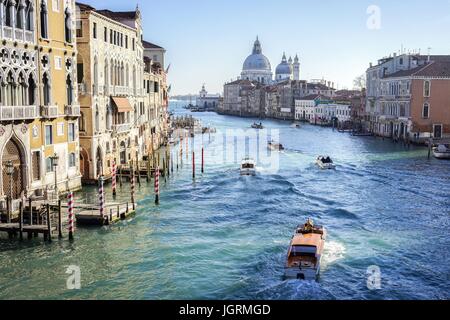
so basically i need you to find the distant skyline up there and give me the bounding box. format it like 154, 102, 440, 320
78, 0, 450, 95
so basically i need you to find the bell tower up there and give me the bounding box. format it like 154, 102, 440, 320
293, 54, 300, 81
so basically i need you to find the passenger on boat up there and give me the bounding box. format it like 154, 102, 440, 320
304, 218, 314, 232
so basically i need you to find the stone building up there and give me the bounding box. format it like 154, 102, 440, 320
0, 0, 81, 210
365, 53, 450, 141
76, 3, 147, 182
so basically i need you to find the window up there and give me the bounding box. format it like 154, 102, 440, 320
68, 123, 76, 142
32, 151, 41, 181
93, 22, 97, 39
64, 8, 72, 43
57, 122, 64, 136
45, 125, 53, 145
422, 103, 430, 119
43, 73, 51, 106
69, 153, 76, 168
110, 30, 113, 44
79, 112, 86, 132
104, 27, 108, 42
46, 157, 54, 173
424, 81, 431, 97
66, 75, 73, 105
40, 1, 49, 39
125, 35, 128, 48
132, 38, 135, 51
52, 0, 60, 12
76, 20, 82, 38
54, 56, 62, 70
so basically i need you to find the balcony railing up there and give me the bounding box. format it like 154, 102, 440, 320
1, 26, 35, 43
0, 105, 39, 121
65, 105, 81, 117
112, 123, 131, 134
115, 86, 129, 96
41, 105, 59, 119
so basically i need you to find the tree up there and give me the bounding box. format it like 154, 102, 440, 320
353, 74, 367, 91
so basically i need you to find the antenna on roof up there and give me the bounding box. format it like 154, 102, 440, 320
427, 47, 432, 62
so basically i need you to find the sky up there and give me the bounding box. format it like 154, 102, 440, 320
79, 0, 450, 95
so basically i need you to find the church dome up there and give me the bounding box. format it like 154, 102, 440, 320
275, 53, 292, 76
242, 38, 272, 71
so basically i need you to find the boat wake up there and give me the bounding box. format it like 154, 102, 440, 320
322, 241, 346, 268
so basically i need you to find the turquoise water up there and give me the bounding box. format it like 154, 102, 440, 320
0, 101, 449, 300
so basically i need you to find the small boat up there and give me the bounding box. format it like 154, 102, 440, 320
316, 156, 336, 170
291, 123, 301, 128
433, 144, 450, 160
251, 122, 264, 129
240, 158, 256, 176
268, 141, 285, 151
168, 137, 175, 145
285, 219, 327, 281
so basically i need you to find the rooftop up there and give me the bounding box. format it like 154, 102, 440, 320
143, 40, 165, 50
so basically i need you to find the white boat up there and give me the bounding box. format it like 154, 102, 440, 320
168, 137, 175, 145
433, 144, 450, 160
316, 156, 336, 170
285, 219, 327, 281
240, 158, 256, 176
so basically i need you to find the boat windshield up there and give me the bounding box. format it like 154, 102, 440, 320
242, 163, 254, 169
290, 245, 317, 257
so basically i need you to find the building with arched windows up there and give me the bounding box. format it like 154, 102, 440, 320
76, 3, 169, 183
0, 0, 81, 214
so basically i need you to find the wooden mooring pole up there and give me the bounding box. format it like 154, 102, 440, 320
201, 147, 204, 174
46, 204, 52, 242
192, 151, 196, 179
58, 200, 63, 239
19, 201, 23, 240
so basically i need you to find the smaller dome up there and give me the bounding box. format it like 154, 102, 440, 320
275, 53, 292, 76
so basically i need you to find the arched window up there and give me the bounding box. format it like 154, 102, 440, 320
66, 75, 73, 106
79, 111, 85, 132
6, 71, 15, 106
95, 105, 100, 132
125, 64, 129, 87
422, 103, 430, 119
40, 0, 48, 39
17, 72, 26, 106
424, 80, 431, 97
106, 106, 112, 130
133, 66, 136, 95
16, 0, 24, 29
43, 72, 50, 105
64, 7, 72, 43
25, 0, 34, 31
93, 57, 98, 95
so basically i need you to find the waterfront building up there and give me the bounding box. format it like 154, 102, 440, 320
0, 0, 81, 210
295, 95, 322, 121
76, 3, 168, 182
335, 104, 352, 124
366, 53, 450, 141
196, 85, 220, 111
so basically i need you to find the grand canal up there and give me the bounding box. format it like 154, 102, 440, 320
0, 101, 449, 300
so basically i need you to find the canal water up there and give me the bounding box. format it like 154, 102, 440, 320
0, 101, 449, 300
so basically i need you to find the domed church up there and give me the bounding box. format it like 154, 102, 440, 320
241, 37, 300, 84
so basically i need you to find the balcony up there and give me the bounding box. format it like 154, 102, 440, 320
41, 105, 59, 119
112, 123, 131, 134
1, 26, 35, 44
65, 105, 81, 117
115, 86, 129, 96
0, 105, 39, 121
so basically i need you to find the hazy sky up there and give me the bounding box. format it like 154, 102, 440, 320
79, 0, 450, 95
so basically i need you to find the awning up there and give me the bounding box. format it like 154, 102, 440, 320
112, 97, 133, 113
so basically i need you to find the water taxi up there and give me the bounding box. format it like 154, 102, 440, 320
433, 144, 450, 160
268, 141, 285, 151
240, 158, 256, 176
316, 156, 336, 170
285, 219, 327, 281
251, 122, 264, 129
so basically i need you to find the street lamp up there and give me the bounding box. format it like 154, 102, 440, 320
50, 153, 59, 199
5, 160, 14, 223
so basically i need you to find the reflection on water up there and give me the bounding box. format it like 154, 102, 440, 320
0, 101, 449, 300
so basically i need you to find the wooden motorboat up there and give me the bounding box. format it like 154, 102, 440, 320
316, 156, 336, 170
285, 219, 327, 281
268, 141, 285, 151
433, 144, 450, 160
240, 158, 256, 176
251, 123, 264, 129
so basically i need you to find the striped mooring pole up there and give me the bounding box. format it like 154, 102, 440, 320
112, 160, 117, 198
99, 176, 105, 221
201, 147, 204, 174
155, 165, 160, 205
192, 151, 195, 179
67, 192, 74, 241
131, 163, 136, 211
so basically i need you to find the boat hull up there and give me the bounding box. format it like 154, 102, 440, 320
240, 169, 256, 176
316, 161, 336, 170
284, 263, 321, 281
433, 151, 450, 160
